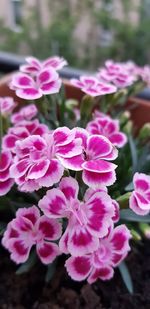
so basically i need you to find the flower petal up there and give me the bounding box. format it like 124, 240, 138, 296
87, 135, 113, 159
59, 177, 79, 201
38, 216, 62, 240
88, 266, 114, 283
38, 188, 67, 218
37, 241, 60, 264
65, 256, 92, 281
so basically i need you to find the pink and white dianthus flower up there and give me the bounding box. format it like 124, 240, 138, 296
2, 119, 49, 153
86, 112, 127, 148
65, 224, 131, 282
2, 206, 62, 264
0, 150, 14, 196
20, 56, 67, 75
0, 97, 16, 117
97, 60, 136, 88
129, 172, 150, 215
11, 104, 38, 124
71, 76, 117, 97
9, 127, 82, 192
38, 177, 117, 256
10, 68, 62, 100
59, 129, 118, 188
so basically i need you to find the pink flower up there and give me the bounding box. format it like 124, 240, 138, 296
0, 150, 14, 196
9, 127, 82, 192
129, 173, 150, 215
11, 104, 38, 124
71, 76, 117, 97
0, 97, 16, 116
2, 206, 62, 264
86, 113, 127, 148
39, 177, 117, 256
3, 119, 49, 153
97, 60, 136, 88
20, 56, 67, 75
65, 225, 131, 282
10, 68, 62, 100
59, 129, 118, 188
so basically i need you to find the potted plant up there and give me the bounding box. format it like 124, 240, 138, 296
0, 56, 150, 308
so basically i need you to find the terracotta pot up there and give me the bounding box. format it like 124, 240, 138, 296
0, 74, 150, 130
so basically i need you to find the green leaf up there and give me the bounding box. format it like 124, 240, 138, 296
118, 261, 133, 294
120, 209, 150, 222
125, 182, 134, 191
16, 250, 37, 275
45, 261, 56, 283
128, 135, 138, 174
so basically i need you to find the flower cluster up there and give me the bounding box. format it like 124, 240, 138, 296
2, 206, 62, 264
1, 55, 150, 287
86, 111, 127, 148
97, 60, 138, 88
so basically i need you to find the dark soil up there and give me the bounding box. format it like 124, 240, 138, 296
0, 240, 150, 309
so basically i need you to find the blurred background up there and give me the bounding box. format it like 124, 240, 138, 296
0, 0, 150, 70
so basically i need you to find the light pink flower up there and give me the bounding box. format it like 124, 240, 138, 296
38, 177, 116, 256
0, 150, 14, 196
11, 104, 38, 124
9, 127, 82, 192
2, 119, 49, 153
65, 225, 131, 282
97, 60, 136, 88
71, 76, 117, 97
10, 68, 62, 100
0, 97, 16, 116
129, 173, 150, 215
59, 129, 118, 188
20, 56, 67, 75
2, 206, 62, 264
86, 113, 127, 148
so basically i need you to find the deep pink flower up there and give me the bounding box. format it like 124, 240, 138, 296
39, 177, 116, 256
129, 173, 150, 215
2, 206, 62, 264
0, 150, 14, 196
11, 104, 38, 124
9, 127, 82, 192
86, 113, 127, 148
59, 129, 118, 188
97, 60, 136, 88
0, 97, 16, 116
10, 68, 62, 100
71, 76, 117, 97
3, 119, 49, 153
65, 225, 131, 282
20, 56, 67, 75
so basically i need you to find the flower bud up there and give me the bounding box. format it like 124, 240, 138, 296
131, 229, 141, 241
139, 123, 150, 141
139, 223, 150, 239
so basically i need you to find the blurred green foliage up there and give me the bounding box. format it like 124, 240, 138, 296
0, 0, 149, 68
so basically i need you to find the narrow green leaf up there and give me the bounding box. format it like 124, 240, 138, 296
128, 135, 138, 174
120, 209, 150, 222
125, 182, 134, 191
45, 261, 56, 283
16, 250, 37, 275
119, 261, 133, 294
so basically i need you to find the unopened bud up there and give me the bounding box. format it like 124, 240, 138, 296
139, 223, 150, 239
139, 123, 150, 141
123, 120, 133, 135
131, 229, 141, 241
